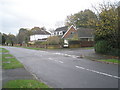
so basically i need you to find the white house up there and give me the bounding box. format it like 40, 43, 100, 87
30, 34, 50, 41
30, 27, 51, 41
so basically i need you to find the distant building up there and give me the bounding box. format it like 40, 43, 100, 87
30, 27, 51, 41
52, 25, 94, 47
51, 26, 68, 37
53, 25, 94, 41
77, 27, 94, 41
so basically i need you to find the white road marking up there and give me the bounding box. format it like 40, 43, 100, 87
75, 66, 120, 79
48, 58, 64, 64
58, 61, 64, 63
48, 58, 53, 60
54, 53, 80, 59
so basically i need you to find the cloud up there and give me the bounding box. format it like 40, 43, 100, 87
0, 0, 119, 35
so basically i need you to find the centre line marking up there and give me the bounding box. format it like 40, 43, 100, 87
59, 61, 64, 63
75, 66, 120, 79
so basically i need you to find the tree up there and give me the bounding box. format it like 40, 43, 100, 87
6, 34, 16, 46
94, 2, 118, 45
65, 9, 98, 28
2, 33, 8, 45
94, 1, 119, 56
0, 32, 2, 44
16, 28, 30, 44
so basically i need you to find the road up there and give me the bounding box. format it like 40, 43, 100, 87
2, 46, 119, 88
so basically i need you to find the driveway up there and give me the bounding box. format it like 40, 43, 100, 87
2, 46, 119, 88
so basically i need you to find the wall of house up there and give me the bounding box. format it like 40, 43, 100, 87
52, 31, 64, 36
63, 26, 77, 39
30, 35, 51, 41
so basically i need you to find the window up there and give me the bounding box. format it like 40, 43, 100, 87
59, 31, 63, 35
71, 32, 75, 34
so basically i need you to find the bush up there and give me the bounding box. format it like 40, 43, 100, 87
95, 40, 111, 54
34, 41, 47, 45
47, 36, 62, 45
109, 48, 120, 57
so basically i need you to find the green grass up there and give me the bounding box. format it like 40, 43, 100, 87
2, 48, 24, 69
0, 48, 9, 53
81, 47, 94, 49
3, 80, 50, 88
99, 59, 120, 64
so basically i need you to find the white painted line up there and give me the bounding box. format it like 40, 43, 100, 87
75, 66, 120, 79
54, 53, 81, 59
48, 58, 64, 64
59, 61, 64, 63
48, 58, 53, 61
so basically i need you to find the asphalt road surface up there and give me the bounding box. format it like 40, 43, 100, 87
2, 46, 119, 88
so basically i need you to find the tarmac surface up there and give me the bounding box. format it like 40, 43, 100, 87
2, 46, 119, 88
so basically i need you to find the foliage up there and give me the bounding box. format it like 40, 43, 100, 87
16, 28, 30, 44
95, 40, 111, 54
65, 9, 98, 28
93, 1, 119, 56
0, 32, 2, 44
94, 2, 118, 46
6, 34, 17, 46
34, 41, 47, 45
1, 33, 8, 45
47, 36, 62, 45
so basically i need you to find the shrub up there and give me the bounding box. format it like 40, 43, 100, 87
47, 36, 62, 45
34, 41, 47, 45
95, 40, 111, 54
109, 48, 120, 57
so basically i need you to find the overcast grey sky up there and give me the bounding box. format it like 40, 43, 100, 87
0, 0, 118, 35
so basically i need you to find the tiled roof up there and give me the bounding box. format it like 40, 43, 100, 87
55, 26, 68, 31
77, 28, 94, 38
32, 30, 50, 35
31, 27, 51, 35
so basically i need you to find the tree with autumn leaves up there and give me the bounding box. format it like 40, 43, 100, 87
94, 2, 119, 56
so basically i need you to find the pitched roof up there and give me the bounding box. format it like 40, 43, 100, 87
31, 27, 51, 35
55, 26, 68, 31
77, 28, 94, 38
62, 25, 77, 38
32, 30, 51, 35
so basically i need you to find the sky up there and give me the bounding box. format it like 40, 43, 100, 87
0, 0, 119, 35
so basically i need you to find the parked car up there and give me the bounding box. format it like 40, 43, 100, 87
63, 43, 69, 48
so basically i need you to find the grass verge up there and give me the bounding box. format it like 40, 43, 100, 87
1, 48, 50, 88
81, 47, 94, 49
0, 48, 9, 53
2, 48, 24, 69
98, 59, 120, 64
3, 80, 50, 88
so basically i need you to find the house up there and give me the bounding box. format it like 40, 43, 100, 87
53, 25, 94, 47
30, 27, 51, 41
77, 27, 94, 41
52, 26, 68, 37
54, 25, 94, 41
